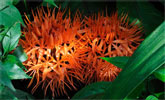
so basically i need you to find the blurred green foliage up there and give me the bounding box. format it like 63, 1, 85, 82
0, 0, 32, 99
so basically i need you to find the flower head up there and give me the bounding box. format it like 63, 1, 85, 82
82, 12, 143, 83
20, 7, 85, 97
20, 6, 143, 97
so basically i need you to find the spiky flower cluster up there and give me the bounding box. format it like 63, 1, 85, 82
19, 7, 143, 97
82, 12, 143, 83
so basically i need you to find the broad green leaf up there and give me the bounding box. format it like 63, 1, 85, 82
13, 45, 28, 62
154, 92, 165, 99
125, 81, 145, 100
72, 82, 110, 99
0, 25, 9, 42
0, 0, 12, 10
2, 23, 21, 54
100, 56, 130, 69
0, 5, 24, 27
117, 1, 164, 36
13, 89, 35, 99
103, 21, 165, 99
42, 0, 58, 8
0, 62, 15, 91
146, 95, 158, 100
13, 46, 28, 70
0, 85, 34, 100
0, 85, 18, 100
154, 66, 165, 82
2, 55, 31, 79
12, 45, 28, 70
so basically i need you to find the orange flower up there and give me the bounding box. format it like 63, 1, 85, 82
19, 7, 86, 97
20, 6, 143, 97
82, 12, 143, 83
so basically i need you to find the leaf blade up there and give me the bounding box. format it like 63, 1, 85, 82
102, 21, 165, 99
2, 23, 21, 54
0, 5, 24, 26
42, 0, 58, 8
100, 56, 130, 69
72, 82, 110, 99
0, 62, 15, 91
3, 55, 31, 79
146, 95, 158, 100
154, 66, 165, 82
13, 45, 28, 62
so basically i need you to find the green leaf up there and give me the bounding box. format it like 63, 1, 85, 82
117, 1, 164, 36
2, 55, 31, 79
42, 0, 58, 8
125, 81, 145, 99
0, 0, 12, 10
0, 5, 24, 27
0, 84, 4, 91
2, 23, 21, 54
102, 21, 165, 99
13, 89, 35, 99
0, 44, 2, 58
72, 82, 110, 99
155, 92, 165, 99
0, 62, 15, 91
12, 45, 28, 70
0, 25, 9, 42
100, 56, 130, 69
0, 85, 34, 100
13, 46, 28, 70
154, 66, 165, 82
13, 45, 28, 62
0, 85, 18, 100
146, 95, 158, 100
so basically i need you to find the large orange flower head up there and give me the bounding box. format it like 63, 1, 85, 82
19, 7, 85, 97
20, 5, 143, 97
82, 12, 143, 83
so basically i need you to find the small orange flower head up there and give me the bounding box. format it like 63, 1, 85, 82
82, 12, 143, 83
